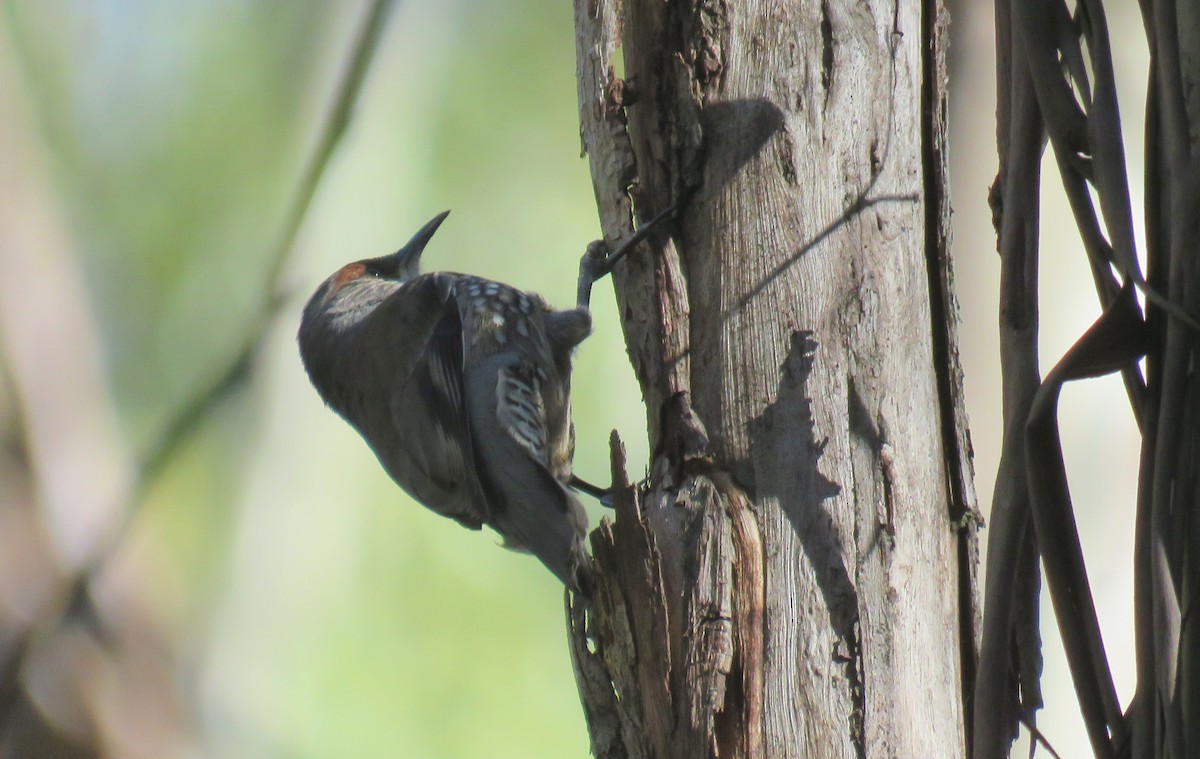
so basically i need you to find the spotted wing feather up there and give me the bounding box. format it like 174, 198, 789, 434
457, 288, 588, 590
495, 366, 548, 463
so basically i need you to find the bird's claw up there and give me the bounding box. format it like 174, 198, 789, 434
576, 240, 611, 310
583, 239, 612, 279
575, 199, 688, 309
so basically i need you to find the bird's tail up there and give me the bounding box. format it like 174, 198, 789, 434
485, 459, 591, 593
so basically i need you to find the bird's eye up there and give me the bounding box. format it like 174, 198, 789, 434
363, 260, 396, 279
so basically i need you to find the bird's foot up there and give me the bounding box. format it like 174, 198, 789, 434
576, 240, 610, 310
569, 474, 613, 504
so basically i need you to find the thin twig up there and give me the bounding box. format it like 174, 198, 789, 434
1018, 712, 1063, 759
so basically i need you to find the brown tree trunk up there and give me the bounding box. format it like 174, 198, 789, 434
568, 1, 977, 756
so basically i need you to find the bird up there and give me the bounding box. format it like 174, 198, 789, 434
298, 211, 610, 593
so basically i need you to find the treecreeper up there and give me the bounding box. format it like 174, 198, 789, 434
297, 207, 678, 593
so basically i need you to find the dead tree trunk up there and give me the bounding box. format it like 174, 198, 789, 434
568, 1, 977, 756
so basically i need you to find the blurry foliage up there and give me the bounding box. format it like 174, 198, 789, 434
6, 0, 339, 447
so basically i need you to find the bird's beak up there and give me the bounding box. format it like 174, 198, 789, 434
393, 210, 450, 267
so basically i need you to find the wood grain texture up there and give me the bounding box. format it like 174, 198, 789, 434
569, 1, 975, 756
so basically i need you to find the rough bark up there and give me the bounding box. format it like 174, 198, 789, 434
569, 1, 976, 756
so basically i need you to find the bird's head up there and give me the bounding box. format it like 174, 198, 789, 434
300, 210, 450, 335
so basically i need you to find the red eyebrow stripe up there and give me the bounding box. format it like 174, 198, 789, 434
333, 262, 366, 288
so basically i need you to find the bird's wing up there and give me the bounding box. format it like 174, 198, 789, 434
356, 274, 491, 528
461, 347, 588, 590
354, 274, 453, 388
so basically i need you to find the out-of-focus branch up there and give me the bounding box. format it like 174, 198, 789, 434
265, 0, 396, 289
0, 0, 398, 730
135, 0, 399, 528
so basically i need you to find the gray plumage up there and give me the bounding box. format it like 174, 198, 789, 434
297, 211, 594, 592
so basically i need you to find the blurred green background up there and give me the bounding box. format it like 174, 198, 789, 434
0, 1, 1150, 757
